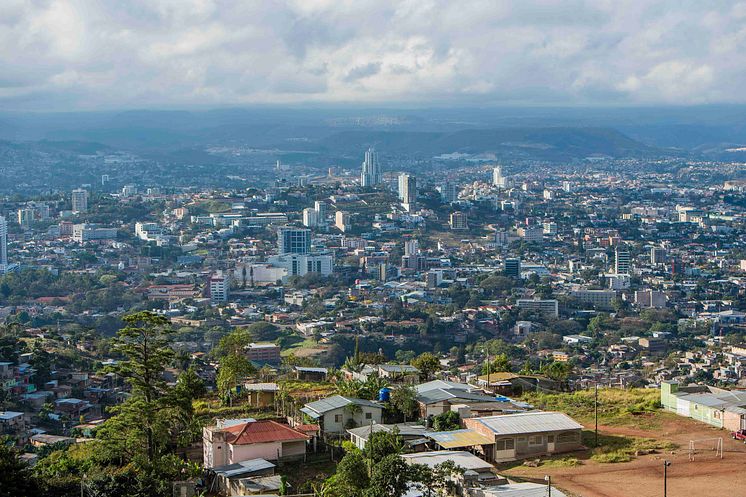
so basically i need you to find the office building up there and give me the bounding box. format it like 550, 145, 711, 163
440, 182, 458, 203
246, 343, 282, 365
71, 188, 89, 213
404, 239, 419, 257
492, 165, 509, 188
562, 181, 572, 193
570, 289, 616, 310
543, 221, 558, 235
615, 247, 630, 275
517, 226, 543, 243
277, 227, 311, 255
651, 247, 666, 265
516, 299, 559, 318
335, 211, 351, 232
504, 258, 521, 278
360, 147, 382, 187
72, 224, 118, 243
101, 174, 110, 187
449, 211, 468, 230
398, 173, 417, 210
268, 253, 334, 278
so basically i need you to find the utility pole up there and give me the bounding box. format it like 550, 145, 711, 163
595, 382, 599, 447
663, 460, 671, 497
545, 475, 551, 497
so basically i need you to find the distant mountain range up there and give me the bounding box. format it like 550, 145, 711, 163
3, 105, 746, 163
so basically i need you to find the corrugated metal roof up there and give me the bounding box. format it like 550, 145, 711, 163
401, 450, 494, 471
427, 429, 494, 449
303, 395, 381, 414
475, 411, 583, 435
212, 458, 275, 478
224, 420, 309, 445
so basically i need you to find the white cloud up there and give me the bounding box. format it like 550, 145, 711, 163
0, 0, 745, 109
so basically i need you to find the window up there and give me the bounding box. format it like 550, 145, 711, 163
495, 438, 515, 451
528, 435, 543, 446
547, 435, 555, 444
365, 412, 372, 420
334, 414, 342, 423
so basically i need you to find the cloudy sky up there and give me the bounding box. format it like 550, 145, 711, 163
2, 0, 746, 110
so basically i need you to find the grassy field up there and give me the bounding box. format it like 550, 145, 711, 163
520, 388, 665, 428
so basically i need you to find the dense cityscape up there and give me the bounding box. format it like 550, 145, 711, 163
6, 1, 746, 496
2, 138, 746, 496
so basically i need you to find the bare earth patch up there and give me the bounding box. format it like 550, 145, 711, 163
503, 414, 746, 497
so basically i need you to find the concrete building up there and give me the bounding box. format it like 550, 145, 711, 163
72, 224, 117, 243
492, 165, 509, 188
570, 289, 616, 310
463, 411, 584, 462
267, 253, 333, 278
651, 247, 667, 265
0, 216, 8, 273
245, 343, 281, 365
398, 173, 417, 211
516, 299, 559, 318
302, 208, 319, 228
209, 273, 229, 303
440, 182, 458, 203
517, 226, 543, 243
449, 211, 468, 230
71, 188, 89, 213
615, 247, 631, 275
203, 419, 309, 468
335, 211, 351, 232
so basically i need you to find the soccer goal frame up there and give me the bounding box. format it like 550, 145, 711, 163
688, 437, 723, 461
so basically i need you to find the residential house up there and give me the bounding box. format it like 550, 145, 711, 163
464, 411, 584, 462
203, 419, 310, 469
300, 395, 383, 434
661, 381, 746, 431
242, 383, 278, 408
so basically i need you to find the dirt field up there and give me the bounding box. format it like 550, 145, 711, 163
503, 414, 746, 497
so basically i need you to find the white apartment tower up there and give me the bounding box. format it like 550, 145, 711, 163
615, 247, 631, 275
360, 147, 382, 187
71, 188, 89, 213
398, 173, 417, 210
492, 165, 509, 188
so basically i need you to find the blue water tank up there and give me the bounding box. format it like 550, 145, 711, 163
378, 387, 391, 402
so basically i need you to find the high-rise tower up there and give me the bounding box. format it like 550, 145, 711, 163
360, 147, 382, 187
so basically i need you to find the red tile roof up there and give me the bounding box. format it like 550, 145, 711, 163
224, 420, 310, 445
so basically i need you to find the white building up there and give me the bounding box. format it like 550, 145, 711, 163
72, 224, 118, 243
0, 216, 11, 273
398, 173, 416, 210
267, 253, 334, 279
335, 211, 351, 232
492, 165, 509, 188
209, 273, 229, 303
516, 299, 559, 318
135, 222, 163, 241
302, 208, 319, 228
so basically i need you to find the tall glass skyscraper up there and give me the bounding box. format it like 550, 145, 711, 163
360, 147, 382, 187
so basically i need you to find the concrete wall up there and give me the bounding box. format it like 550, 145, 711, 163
322, 406, 383, 434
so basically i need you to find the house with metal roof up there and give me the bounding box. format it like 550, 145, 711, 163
300, 395, 383, 434
661, 380, 746, 431
347, 422, 430, 450
203, 419, 310, 469
464, 411, 584, 462
208, 458, 276, 496
401, 450, 499, 485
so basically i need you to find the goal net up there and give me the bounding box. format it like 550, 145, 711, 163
688, 437, 723, 461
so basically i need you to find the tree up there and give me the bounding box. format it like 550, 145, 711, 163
0, 437, 41, 497
481, 353, 512, 375
214, 328, 252, 358
433, 411, 460, 431
389, 385, 418, 422
364, 454, 411, 497
364, 430, 403, 465
325, 451, 369, 497
106, 311, 174, 463
217, 353, 255, 400
541, 361, 572, 382
411, 352, 440, 381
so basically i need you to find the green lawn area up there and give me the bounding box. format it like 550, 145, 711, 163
520, 388, 665, 428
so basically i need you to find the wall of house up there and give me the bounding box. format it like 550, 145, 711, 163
282, 440, 307, 459
660, 381, 679, 412
689, 402, 724, 428
322, 407, 382, 434
229, 441, 282, 463
723, 411, 745, 432
203, 428, 228, 468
